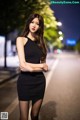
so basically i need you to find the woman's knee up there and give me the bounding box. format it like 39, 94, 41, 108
31, 110, 38, 120
20, 113, 28, 120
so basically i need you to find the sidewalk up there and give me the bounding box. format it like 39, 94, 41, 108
0, 67, 19, 84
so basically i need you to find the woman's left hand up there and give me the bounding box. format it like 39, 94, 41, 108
42, 63, 48, 72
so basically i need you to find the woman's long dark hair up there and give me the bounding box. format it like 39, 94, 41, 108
21, 13, 47, 61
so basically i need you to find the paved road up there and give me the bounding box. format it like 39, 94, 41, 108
0, 52, 80, 120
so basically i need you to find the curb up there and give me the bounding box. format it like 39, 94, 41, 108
0, 67, 20, 85
0, 72, 19, 85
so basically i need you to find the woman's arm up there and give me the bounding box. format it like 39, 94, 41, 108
23, 62, 48, 72
20, 63, 43, 72
16, 37, 33, 72
26, 62, 43, 68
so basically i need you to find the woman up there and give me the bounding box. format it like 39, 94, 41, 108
16, 13, 48, 120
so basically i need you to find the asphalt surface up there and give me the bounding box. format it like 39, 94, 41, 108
0, 67, 19, 84
0, 52, 80, 120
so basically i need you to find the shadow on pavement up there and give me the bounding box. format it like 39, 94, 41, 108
40, 101, 57, 120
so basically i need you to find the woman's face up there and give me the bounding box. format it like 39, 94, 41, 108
29, 17, 39, 33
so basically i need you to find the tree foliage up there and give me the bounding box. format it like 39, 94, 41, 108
75, 38, 80, 53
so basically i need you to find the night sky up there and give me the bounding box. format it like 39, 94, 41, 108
50, 4, 80, 42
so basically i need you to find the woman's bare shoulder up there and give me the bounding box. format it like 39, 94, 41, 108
16, 37, 28, 45
16, 37, 24, 42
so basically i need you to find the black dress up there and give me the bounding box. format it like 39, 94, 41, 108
17, 37, 46, 102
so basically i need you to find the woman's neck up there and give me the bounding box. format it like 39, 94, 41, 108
27, 32, 35, 40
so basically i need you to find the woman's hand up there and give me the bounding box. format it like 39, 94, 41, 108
42, 63, 48, 72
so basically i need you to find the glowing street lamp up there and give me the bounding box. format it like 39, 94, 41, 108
57, 22, 62, 26
59, 36, 63, 41
58, 31, 62, 35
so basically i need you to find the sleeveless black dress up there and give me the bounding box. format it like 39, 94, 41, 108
17, 37, 46, 102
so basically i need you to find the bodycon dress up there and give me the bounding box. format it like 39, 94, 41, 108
17, 37, 46, 102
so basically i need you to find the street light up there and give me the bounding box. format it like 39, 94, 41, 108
59, 36, 63, 41
58, 31, 62, 35
57, 22, 62, 26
